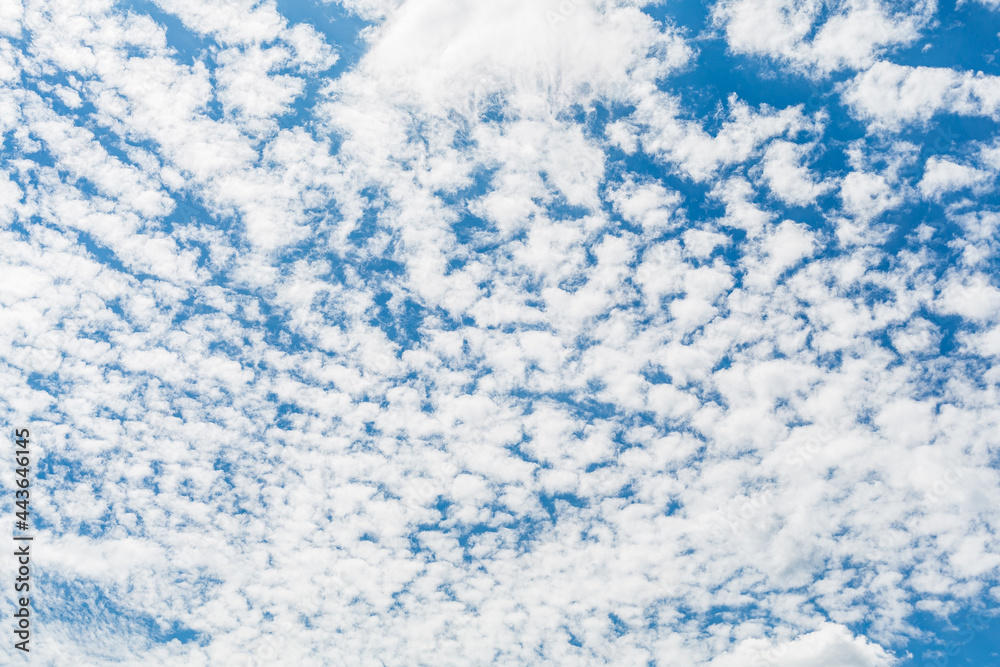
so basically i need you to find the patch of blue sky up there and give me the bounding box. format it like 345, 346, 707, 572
891, 606, 1000, 666
3, 139, 55, 173
35, 449, 96, 486
42, 575, 207, 646
251, 2, 373, 140
417, 515, 551, 562
164, 193, 226, 235
126, 1, 209, 66
273, 0, 371, 75
893, 0, 1000, 72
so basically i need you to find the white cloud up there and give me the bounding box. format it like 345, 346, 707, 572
918, 156, 993, 199
328, 0, 404, 21
0, 0, 23, 36
712, 0, 932, 75
632, 93, 813, 181
682, 228, 729, 259
842, 61, 1000, 130
744, 219, 817, 289
839, 170, 904, 220
150, 0, 286, 44
935, 272, 1000, 322
608, 177, 683, 233
759, 140, 831, 206
331, 0, 691, 119
713, 176, 776, 234
214, 45, 305, 133
890, 317, 939, 354
708, 624, 898, 667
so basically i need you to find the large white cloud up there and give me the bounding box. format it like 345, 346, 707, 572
711, 0, 933, 75
842, 61, 1000, 130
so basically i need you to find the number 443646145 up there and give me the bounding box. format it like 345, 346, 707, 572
14, 429, 29, 529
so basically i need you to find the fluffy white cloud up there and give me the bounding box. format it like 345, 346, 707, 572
918, 156, 993, 199
712, 0, 932, 75
0, 0, 24, 36
330, 0, 691, 118
759, 140, 831, 206
842, 61, 1000, 130
840, 170, 904, 219
149, 0, 287, 44
629, 93, 815, 181
708, 624, 898, 667
607, 177, 683, 233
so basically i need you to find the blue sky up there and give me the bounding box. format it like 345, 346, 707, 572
1, 0, 1000, 664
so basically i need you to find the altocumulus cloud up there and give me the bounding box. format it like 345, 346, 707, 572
0, 0, 999, 665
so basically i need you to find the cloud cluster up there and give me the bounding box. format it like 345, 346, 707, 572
0, 0, 998, 665
842, 61, 1000, 130
712, 0, 934, 75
